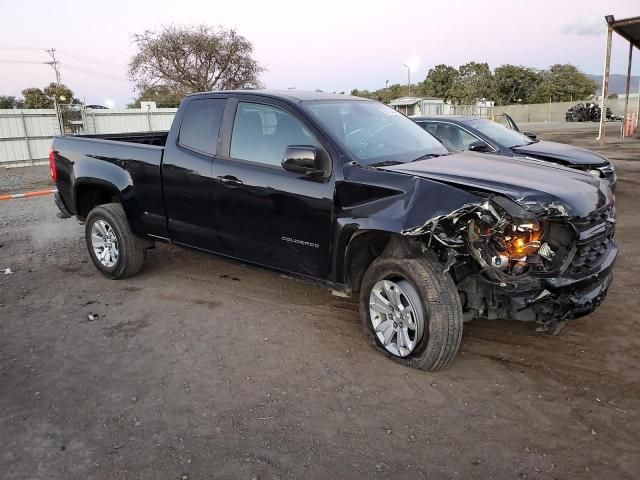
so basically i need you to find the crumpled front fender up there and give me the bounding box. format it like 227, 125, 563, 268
331, 163, 483, 284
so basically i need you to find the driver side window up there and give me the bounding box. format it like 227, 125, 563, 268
432, 123, 484, 151
230, 102, 318, 167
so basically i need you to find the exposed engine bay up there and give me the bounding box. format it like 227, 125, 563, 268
402, 194, 616, 330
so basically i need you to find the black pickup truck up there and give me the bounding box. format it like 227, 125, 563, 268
51, 90, 617, 370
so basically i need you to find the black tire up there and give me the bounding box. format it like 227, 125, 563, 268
359, 255, 463, 371
85, 203, 147, 279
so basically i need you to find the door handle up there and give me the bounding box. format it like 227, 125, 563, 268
217, 175, 243, 186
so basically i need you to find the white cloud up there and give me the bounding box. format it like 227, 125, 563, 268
561, 16, 605, 36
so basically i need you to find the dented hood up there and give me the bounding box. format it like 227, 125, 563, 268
381, 152, 613, 217
512, 140, 609, 166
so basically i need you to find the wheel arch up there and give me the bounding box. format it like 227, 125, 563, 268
343, 229, 425, 294
74, 179, 124, 221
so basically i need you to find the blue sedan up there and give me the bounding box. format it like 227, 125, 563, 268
413, 115, 616, 189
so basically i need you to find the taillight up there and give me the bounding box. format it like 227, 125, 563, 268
49, 148, 57, 182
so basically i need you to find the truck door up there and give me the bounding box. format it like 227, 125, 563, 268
162, 97, 226, 250
210, 99, 334, 279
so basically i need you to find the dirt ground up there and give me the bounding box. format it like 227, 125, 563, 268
1, 124, 639, 479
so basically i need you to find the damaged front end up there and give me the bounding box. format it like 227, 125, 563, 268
403, 194, 617, 330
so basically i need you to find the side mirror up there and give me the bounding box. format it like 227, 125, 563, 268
282, 146, 324, 175
523, 131, 537, 140
468, 141, 492, 153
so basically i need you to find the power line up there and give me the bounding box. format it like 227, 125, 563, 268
57, 49, 126, 69
63, 64, 130, 83
0, 46, 44, 51
0, 59, 46, 64
0, 59, 129, 82
0, 46, 128, 70
0, 60, 123, 75
1, 46, 130, 83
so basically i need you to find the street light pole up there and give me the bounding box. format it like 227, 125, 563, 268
402, 64, 411, 94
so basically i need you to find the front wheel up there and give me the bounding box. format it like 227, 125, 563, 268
85, 203, 147, 279
359, 255, 463, 371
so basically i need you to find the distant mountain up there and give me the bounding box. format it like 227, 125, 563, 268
588, 74, 640, 94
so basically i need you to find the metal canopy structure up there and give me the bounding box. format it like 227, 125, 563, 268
389, 97, 422, 107
598, 14, 640, 144
610, 15, 640, 46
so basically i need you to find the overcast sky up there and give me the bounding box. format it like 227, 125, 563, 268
0, 0, 638, 106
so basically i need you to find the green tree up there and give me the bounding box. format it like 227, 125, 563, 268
44, 83, 74, 104
531, 64, 596, 103
21, 88, 53, 108
21, 84, 76, 108
449, 62, 496, 104
387, 83, 412, 100
494, 65, 541, 105
421, 64, 459, 101
129, 85, 183, 108
351, 84, 413, 103
129, 25, 264, 95
350, 89, 375, 99
0, 95, 18, 109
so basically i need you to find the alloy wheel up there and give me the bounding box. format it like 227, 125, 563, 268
369, 279, 425, 357
91, 219, 119, 268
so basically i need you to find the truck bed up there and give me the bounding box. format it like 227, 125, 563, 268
52, 133, 167, 239
79, 131, 169, 147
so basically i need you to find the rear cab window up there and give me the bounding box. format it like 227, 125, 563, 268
178, 98, 226, 155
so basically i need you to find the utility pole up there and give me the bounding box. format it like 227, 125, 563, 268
622, 41, 633, 138
45, 48, 61, 86
45, 48, 64, 135
598, 23, 613, 144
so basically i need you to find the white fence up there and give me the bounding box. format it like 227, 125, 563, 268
0, 108, 178, 167
402, 102, 495, 118
84, 108, 177, 136
0, 109, 62, 168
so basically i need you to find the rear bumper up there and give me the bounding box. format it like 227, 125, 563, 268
54, 191, 72, 219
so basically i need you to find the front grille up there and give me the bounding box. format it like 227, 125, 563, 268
568, 235, 611, 276
566, 204, 615, 276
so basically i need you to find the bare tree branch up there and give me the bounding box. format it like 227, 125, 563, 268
128, 25, 264, 96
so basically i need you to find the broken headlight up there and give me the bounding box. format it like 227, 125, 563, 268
404, 194, 572, 280
467, 198, 560, 277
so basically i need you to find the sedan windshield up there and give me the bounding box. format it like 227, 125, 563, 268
467, 119, 535, 148
303, 100, 449, 165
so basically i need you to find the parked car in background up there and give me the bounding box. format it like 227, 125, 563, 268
413, 115, 617, 189
51, 91, 617, 371
565, 103, 621, 122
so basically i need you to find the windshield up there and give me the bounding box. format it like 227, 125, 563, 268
468, 119, 534, 148
302, 100, 449, 165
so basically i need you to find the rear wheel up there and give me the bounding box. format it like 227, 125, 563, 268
85, 203, 147, 279
360, 255, 463, 371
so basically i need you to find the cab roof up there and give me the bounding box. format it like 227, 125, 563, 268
412, 115, 481, 123
186, 89, 369, 103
